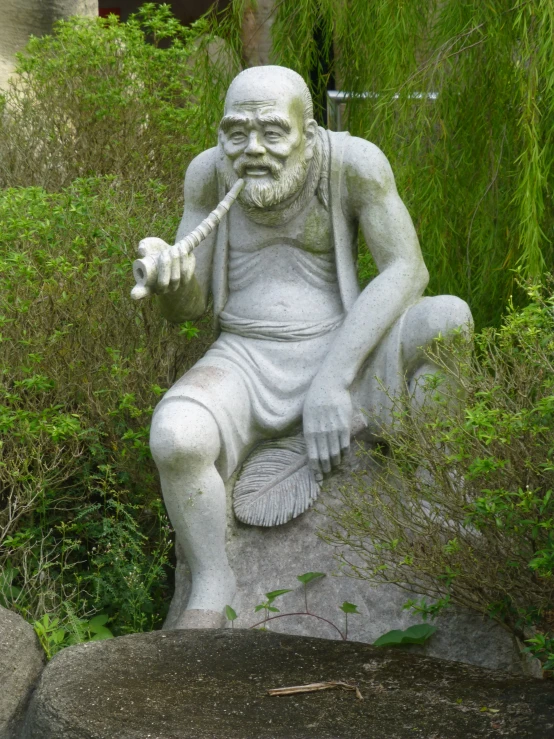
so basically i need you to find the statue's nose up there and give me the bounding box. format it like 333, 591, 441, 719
244, 131, 266, 155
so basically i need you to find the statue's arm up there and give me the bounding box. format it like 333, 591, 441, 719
155, 147, 219, 323
321, 136, 429, 386
303, 136, 428, 477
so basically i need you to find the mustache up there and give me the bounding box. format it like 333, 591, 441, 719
234, 156, 283, 178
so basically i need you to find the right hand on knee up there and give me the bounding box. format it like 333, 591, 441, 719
138, 237, 196, 294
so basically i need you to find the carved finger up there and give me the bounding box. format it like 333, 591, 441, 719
138, 237, 169, 258
339, 427, 350, 454
157, 251, 171, 292
180, 250, 195, 284
306, 434, 323, 483
328, 431, 342, 468
316, 434, 332, 475
169, 246, 181, 291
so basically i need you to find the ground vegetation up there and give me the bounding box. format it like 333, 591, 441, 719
323, 281, 554, 671
1, 2, 553, 658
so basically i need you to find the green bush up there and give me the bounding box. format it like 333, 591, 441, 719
0, 177, 211, 643
0, 3, 237, 194
0, 3, 240, 653
323, 281, 554, 670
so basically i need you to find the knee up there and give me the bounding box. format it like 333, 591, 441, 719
408, 295, 472, 345
402, 296, 473, 369
428, 295, 473, 337
150, 400, 220, 471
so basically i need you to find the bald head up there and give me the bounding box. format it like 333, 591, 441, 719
224, 66, 314, 127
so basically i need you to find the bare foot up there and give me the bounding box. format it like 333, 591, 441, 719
174, 609, 226, 630
186, 566, 237, 614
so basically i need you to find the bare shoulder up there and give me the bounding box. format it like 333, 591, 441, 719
183, 146, 219, 210
341, 135, 397, 210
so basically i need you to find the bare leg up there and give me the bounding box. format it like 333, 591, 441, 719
150, 399, 236, 628
402, 295, 473, 406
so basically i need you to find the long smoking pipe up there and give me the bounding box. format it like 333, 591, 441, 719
131, 178, 245, 301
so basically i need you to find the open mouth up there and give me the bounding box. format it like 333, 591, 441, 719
244, 166, 271, 177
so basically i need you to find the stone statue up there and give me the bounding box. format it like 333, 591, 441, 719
134, 65, 472, 629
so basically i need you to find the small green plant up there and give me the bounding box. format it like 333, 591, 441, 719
323, 280, 554, 672
33, 612, 114, 660
253, 589, 293, 628
297, 571, 326, 611
403, 597, 451, 621
523, 633, 554, 672
227, 572, 359, 640
33, 614, 67, 660
225, 605, 237, 628
339, 601, 360, 641
373, 624, 437, 648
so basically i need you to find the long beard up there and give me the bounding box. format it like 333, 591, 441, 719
223, 152, 309, 211
241, 158, 309, 210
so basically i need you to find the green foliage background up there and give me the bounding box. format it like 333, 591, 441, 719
323, 283, 554, 670
0, 177, 211, 640
0, 6, 224, 643
266, 0, 554, 329
1, 1, 553, 655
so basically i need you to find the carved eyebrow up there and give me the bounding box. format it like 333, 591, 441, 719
256, 114, 291, 133
219, 112, 292, 134
219, 114, 250, 132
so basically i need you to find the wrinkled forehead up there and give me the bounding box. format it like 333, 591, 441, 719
224, 75, 304, 122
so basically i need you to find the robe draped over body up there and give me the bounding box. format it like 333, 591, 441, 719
156, 130, 410, 480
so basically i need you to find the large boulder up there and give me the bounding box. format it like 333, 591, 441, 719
166, 438, 525, 674
0, 606, 44, 739
21, 629, 553, 739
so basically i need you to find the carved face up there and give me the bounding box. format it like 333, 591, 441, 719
219, 88, 316, 210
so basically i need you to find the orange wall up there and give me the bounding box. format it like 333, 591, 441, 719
98, 0, 228, 25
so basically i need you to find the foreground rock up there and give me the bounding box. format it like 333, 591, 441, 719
167, 438, 523, 674
22, 629, 552, 739
0, 606, 44, 739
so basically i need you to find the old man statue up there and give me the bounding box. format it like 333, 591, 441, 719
136, 65, 472, 629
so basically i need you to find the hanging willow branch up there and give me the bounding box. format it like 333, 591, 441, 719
195, 0, 554, 329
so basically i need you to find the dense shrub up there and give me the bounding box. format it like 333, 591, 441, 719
0, 177, 211, 639
0, 3, 238, 194
323, 282, 554, 670
0, 2, 238, 652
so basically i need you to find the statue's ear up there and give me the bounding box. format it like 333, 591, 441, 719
304, 118, 318, 160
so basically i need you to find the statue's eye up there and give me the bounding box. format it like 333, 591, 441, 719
230, 131, 246, 143
265, 131, 282, 141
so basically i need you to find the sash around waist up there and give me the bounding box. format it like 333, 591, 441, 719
218, 310, 344, 341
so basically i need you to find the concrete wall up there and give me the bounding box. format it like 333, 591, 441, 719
98, 0, 222, 26
0, 1, 231, 91
0, 0, 98, 89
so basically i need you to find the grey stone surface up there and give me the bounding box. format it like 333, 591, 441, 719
165, 437, 524, 674
21, 629, 553, 739
0, 1, 98, 90
139, 65, 473, 631
0, 606, 44, 739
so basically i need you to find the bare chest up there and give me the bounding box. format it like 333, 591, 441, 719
228, 195, 332, 255
223, 194, 342, 322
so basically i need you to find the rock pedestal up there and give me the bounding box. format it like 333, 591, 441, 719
22, 629, 553, 739
165, 439, 524, 674
0, 606, 44, 739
